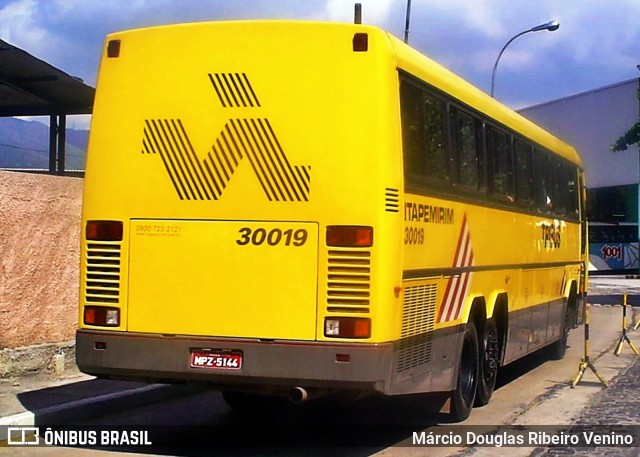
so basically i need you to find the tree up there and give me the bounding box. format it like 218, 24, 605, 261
611, 90, 640, 152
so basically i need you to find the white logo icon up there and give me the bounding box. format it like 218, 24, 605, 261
7, 427, 40, 445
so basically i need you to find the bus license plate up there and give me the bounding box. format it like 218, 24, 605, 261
190, 351, 242, 370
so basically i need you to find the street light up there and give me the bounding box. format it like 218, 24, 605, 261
490, 20, 560, 97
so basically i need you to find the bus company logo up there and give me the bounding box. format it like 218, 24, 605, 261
541, 222, 561, 249
141, 73, 310, 202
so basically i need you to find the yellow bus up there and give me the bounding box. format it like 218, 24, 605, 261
76, 20, 587, 421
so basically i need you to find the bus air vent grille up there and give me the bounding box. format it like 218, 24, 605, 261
326, 250, 371, 314
385, 188, 400, 213
85, 242, 121, 304
397, 283, 437, 372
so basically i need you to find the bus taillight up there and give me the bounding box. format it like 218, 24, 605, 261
84, 306, 120, 327
326, 226, 373, 247
325, 317, 371, 339
86, 220, 123, 241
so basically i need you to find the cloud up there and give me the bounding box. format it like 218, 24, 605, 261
395, 0, 640, 102
425, 0, 507, 38
0, 0, 638, 110
0, 0, 48, 51
551, 1, 640, 69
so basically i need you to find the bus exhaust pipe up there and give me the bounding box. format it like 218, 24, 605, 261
288, 387, 309, 403
288, 387, 336, 403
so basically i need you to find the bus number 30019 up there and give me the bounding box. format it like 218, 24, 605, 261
405, 227, 425, 245
236, 227, 308, 247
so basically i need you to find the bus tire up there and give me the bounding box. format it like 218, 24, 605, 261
475, 318, 499, 406
450, 322, 479, 422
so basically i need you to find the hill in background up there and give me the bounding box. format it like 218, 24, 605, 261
0, 117, 88, 170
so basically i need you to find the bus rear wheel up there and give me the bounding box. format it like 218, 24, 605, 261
475, 318, 499, 406
450, 322, 479, 422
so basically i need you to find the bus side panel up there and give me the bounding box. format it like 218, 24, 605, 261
389, 277, 460, 395
395, 191, 581, 390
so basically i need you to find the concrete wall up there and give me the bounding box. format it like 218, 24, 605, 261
0, 171, 82, 360
520, 78, 640, 189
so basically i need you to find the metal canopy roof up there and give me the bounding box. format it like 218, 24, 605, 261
0, 38, 94, 116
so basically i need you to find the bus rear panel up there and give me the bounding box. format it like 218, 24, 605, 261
77, 21, 413, 395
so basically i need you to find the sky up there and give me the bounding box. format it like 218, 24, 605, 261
0, 0, 639, 129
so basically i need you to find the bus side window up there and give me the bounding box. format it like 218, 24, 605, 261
553, 159, 579, 219
487, 127, 514, 202
400, 79, 428, 188
400, 77, 448, 191
567, 166, 580, 219
534, 150, 550, 213
451, 108, 480, 190
423, 94, 447, 182
514, 139, 533, 206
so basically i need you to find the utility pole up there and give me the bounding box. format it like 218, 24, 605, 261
404, 0, 412, 44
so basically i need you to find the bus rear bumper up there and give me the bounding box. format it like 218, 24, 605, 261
76, 329, 395, 393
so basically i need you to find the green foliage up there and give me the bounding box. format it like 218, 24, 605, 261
611, 122, 640, 152
611, 89, 640, 152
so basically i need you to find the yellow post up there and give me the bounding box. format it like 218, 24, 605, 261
614, 294, 640, 356
572, 303, 607, 388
